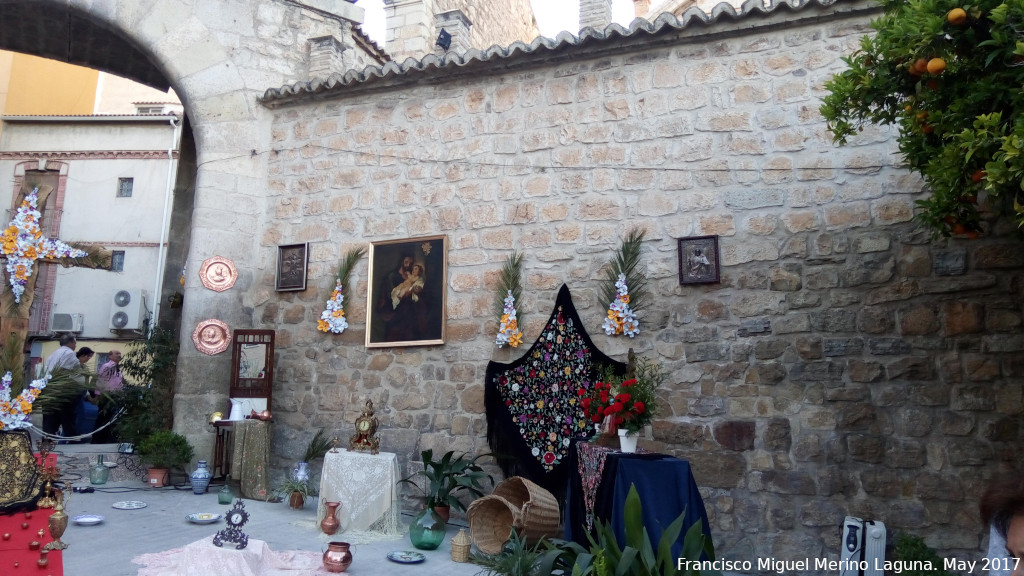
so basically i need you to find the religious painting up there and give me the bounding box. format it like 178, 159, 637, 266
276, 243, 308, 291
365, 235, 447, 348
678, 235, 720, 285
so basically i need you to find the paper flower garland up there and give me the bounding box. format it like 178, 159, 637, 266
2, 187, 87, 303
318, 279, 348, 334
495, 290, 523, 348
602, 273, 639, 337
316, 247, 365, 335
0, 371, 48, 431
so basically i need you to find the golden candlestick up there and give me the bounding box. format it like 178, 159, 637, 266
44, 484, 70, 551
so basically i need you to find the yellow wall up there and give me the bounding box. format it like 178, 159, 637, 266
4, 52, 98, 115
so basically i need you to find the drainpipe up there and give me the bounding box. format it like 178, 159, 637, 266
151, 114, 180, 336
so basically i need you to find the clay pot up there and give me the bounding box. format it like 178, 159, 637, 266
433, 504, 451, 522
147, 468, 169, 488
321, 501, 341, 535
323, 541, 353, 573
288, 491, 305, 510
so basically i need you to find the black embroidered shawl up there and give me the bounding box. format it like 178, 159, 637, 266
485, 284, 626, 500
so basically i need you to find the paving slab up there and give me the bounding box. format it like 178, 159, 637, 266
48, 443, 481, 576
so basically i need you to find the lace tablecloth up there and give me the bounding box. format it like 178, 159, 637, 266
316, 450, 400, 537
133, 536, 323, 576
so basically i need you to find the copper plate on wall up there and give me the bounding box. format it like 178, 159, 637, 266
199, 256, 238, 292
192, 319, 231, 355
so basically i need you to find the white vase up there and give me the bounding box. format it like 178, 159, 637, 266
617, 429, 638, 453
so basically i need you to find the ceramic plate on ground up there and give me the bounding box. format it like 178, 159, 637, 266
73, 514, 104, 525
103, 461, 117, 468
387, 551, 426, 564
186, 513, 221, 524
111, 500, 147, 510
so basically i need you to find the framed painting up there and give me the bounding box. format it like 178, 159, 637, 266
366, 235, 447, 348
678, 235, 721, 285
276, 243, 308, 291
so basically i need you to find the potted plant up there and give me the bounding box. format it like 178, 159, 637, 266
136, 429, 194, 488
399, 448, 494, 520
274, 476, 315, 510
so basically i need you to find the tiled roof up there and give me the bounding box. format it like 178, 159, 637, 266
261, 0, 866, 107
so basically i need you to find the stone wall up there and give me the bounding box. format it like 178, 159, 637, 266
438, 0, 538, 49
258, 3, 1023, 565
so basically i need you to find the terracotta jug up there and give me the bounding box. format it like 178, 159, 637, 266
321, 501, 341, 535
323, 541, 353, 573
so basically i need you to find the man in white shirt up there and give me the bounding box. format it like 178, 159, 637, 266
41, 333, 81, 438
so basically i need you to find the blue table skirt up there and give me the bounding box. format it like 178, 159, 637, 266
564, 446, 712, 559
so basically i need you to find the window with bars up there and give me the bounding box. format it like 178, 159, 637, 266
117, 178, 133, 198
111, 251, 125, 272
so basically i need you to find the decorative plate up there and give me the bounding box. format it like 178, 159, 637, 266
103, 461, 117, 468
186, 513, 222, 524
73, 514, 104, 525
387, 551, 426, 564
111, 500, 147, 510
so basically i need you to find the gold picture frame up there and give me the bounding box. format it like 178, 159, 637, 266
365, 235, 447, 348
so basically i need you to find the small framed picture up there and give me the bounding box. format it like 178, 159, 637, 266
276, 243, 309, 292
366, 235, 447, 348
678, 235, 720, 285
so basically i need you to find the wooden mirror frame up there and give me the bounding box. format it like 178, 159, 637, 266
229, 329, 275, 407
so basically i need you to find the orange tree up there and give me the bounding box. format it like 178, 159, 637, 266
822, 0, 1024, 238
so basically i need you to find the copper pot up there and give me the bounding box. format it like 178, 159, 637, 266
320, 501, 341, 536
323, 541, 352, 573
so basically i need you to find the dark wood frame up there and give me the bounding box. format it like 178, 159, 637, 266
365, 234, 447, 348
229, 329, 275, 407
275, 243, 308, 291
677, 235, 721, 285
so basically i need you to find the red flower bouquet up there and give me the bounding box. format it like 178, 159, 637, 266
578, 357, 663, 435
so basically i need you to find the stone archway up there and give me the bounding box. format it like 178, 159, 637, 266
0, 0, 344, 455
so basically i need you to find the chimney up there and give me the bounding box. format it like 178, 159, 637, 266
633, 0, 651, 18
308, 33, 348, 79
579, 0, 612, 32
384, 0, 438, 62
433, 10, 471, 56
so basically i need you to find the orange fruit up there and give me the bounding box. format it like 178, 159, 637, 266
927, 57, 946, 74
948, 8, 967, 26
922, 124, 934, 134
951, 223, 967, 234
971, 169, 986, 183
927, 79, 941, 90
916, 111, 929, 121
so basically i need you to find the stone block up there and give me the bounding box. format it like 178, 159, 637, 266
686, 451, 747, 488
847, 360, 884, 383
737, 318, 771, 337
868, 338, 911, 355
974, 243, 1024, 269
810, 309, 857, 332
713, 420, 755, 451
846, 434, 885, 463
753, 362, 787, 385
652, 420, 705, 447
754, 340, 788, 360
823, 338, 863, 356
764, 418, 791, 451
794, 336, 822, 359
943, 301, 985, 336
886, 357, 936, 381
754, 470, 817, 495
933, 248, 966, 276
900, 306, 939, 336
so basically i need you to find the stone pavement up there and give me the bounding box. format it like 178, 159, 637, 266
50, 443, 482, 576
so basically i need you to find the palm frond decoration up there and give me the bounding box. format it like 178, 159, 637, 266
33, 367, 94, 414
334, 247, 366, 293
493, 251, 524, 318
600, 227, 649, 327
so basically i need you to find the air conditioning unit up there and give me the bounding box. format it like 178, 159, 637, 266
51, 313, 84, 333
109, 289, 147, 331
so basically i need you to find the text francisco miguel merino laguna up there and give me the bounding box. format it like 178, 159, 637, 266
676, 556, 998, 573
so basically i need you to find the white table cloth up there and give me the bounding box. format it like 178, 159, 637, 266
316, 450, 401, 536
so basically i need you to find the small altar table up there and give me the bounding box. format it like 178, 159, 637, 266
564, 442, 712, 558
316, 449, 401, 535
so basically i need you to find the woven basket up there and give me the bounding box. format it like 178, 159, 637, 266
492, 476, 560, 542
467, 495, 521, 555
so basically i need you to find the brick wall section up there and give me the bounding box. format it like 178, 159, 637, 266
261, 9, 1023, 567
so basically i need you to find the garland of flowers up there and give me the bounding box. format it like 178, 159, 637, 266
317, 247, 365, 334
2, 187, 88, 303
495, 290, 522, 348
599, 227, 647, 337
602, 273, 639, 337
0, 371, 48, 430
493, 251, 524, 348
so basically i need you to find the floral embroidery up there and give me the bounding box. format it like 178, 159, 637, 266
2, 188, 87, 303
493, 306, 597, 472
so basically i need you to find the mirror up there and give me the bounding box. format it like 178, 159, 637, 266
230, 330, 275, 407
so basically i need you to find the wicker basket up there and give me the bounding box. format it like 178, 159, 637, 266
492, 476, 560, 542
467, 495, 521, 555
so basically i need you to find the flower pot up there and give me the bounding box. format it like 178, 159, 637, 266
432, 504, 451, 522
288, 491, 305, 510
618, 429, 638, 453
147, 468, 169, 488
409, 507, 446, 550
